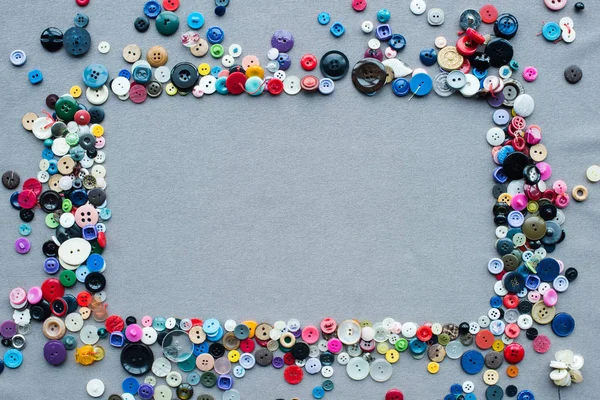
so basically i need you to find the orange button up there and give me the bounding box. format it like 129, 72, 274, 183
475, 330, 494, 350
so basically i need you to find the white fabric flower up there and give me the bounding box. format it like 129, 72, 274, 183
550, 350, 584, 387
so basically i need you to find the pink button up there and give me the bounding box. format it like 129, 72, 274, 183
504, 323, 520, 339
533, 334, 551, 354
95, 136, 106, 149
525, 126, 542, 145
557, 260, 565, 273
17, 191, 37, 209
9, 287, 27, 305
125, 324, 143, 342
27, 286, 43, 305
352, 0, 367, 12
528, 291, 541, 303
553, 180, 567, 194
218, 70, 230, 78
192, 86, 204, 98
510, 194, 528, 211
327, 338, 343, 353
320, 318, 337, 335
543, 288, 558, 306
555, 193, 570, 208
360, 339, 376, 352
141, 316, 153, 327
536, 162, 552, 181
75, 204, 99, 228
522, 66, 538, 82
301, 325, 319, 344
544, 0, 567, 11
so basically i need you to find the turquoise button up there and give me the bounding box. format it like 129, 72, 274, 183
215, 77, 228, 94
19, 224, 31, 236
153, 317, 167, 332
178, 354, 197, 372
245, 76, 264, 96
4, 349, 23, 368
187, 12, 204, 29
542, 22, 561, 41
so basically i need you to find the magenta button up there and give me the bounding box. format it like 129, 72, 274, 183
15, 238, 31, 254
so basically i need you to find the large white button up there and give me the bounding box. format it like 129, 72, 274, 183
58, 238, 91, 265
369, 359, 393, 382
65, 313, 83, 332
199, 76, 216, 94
346, 357, 370, 380
153, 385, 173, 400
152, 357, 172, 377
80, 325, 99, 345
86, 379, 105, 398
86, 85, 109, 105
283, 76, 301, 95
111, 77, 130, 96
337, 320, 361, 345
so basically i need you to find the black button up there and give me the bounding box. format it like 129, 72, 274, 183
39, 191, 62, 213
502, 152, 529, 180
120, 343, 154, 376
503, 271, 525, 293
539, 202, 557, 220
51, 298, 66, 315
40, 27, 63, 52
564, 65, 582, 84
88, 188, 106, 207
459, 322, 470, 334
472, 52, 491, 70
459, 333, 473, 346
485, 38, 514, 68
197, 395, 214, 400
135, 16, 150, 32
229, 65, 246, 74
525, 327, 538, 340
523, 165, 541, 185
319, 351, 334, 365
1, 338, 12, 347
291, 342, 310, 360
19, 209, 34, 223
485, 351, 504, 369
2, 171, 20, 189
85, 272, 106, 293
208, 343, 225, 358
320, 50, 349, 81
89, 106, 105, 123
171, 62, 199, 91
351, 58, 387, 95
157, 331, 168, 346
64, 294, 78, 313
492, 184, 507, 199
176, 383, 194, 400
493, 202, 510, 215
254, 348, 273, 366
565, 267, 578, 282
51, 121, 68, 137
63, 27, 91, 57
517, 300, 532, 314
31, 300, 51, 321
42, 240, 59, 257
215, 6, 226, 16
126, 316, 137, 325
86, 148, 98, 158
505, 385, 518, 397
56, 224, 82, 243
46, 94, 59, 109
147, 81, 163, 97
79, 133, 96, 150
575, 2, 585, 11
109, 396, 123, 400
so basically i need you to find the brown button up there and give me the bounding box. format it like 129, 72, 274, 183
122, 44, 142, 63
485, 351, 504, 369
188, 326, 206, 344
57, 156, 75, 175
529, 144, 547, 162
190, 39, 209, 57
255, 323, 272, 341
442, 323, 459, 340
502, 254, 519, 271
351, 58, 387, 94
22, 112, 38, 131
531, 301, 556, 324
222, 332, 240, 350
521, 216, 547, 240
385, 66, 394, 84
48, 174, 63, 193
147, 45, 168, 67
2, 170, 20, 189
300, 75, 319, 92
438, 46, 464, 71
196, 353, 214, 372
43, 316, 66, 340
427, 343, 446, 362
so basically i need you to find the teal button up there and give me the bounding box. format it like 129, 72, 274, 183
156, 12, 179, 36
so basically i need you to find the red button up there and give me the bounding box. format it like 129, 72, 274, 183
18, 190, 38, 209
75, 0, 90, 6
416, 326, 432, 342
77, 291, 93, 307
504, 342, 525, 364
466, 28, 486, 45
162, 0, 179, 11
105, 315, 125, 333
41, 278, 65, 302
352, 0, 367, 12
459, 58, 471, 74
226, 72, 247, 95
239, 338, 255, 353
283, 365, 303, 385
129, 84, 147, 104
456, 36, 478, 57
74, 110, 91, 125
386, 389, 404, 400
191, 318, 203, 327
97, 232, 107, 248
300, 76, 320, 92
475, 330, 494, 350
255, 338, 269, 347
503, 294, 519, 309
300, 54, 318, 71
283, 352, 295, 365
22, 178, 42, 196
480, 4, 499, 24
267, 78, 283, 95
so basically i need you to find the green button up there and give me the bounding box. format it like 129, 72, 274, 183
178, 354, 197, 372
59, 270, 76, 287
360, 320, 372, 328
55, 96, 78, 121
438, 333, 451, 346
210, 44, 224, 58
45, 213, 60, 228
63, 335, 77, 350
200, 371, 217, 388
65, 132, 79, 146
156, 12, 179, 36
62, 199, 72, 212
394, 338, 408, 352
322, 379, 334, 391
89, 240, 104, 255
97, 327, 108, 338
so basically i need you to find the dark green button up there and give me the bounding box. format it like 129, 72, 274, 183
55, 96, 78, 121
322, 380, 334, 391
59, 270, 76, 287
197, 395, 214, 400
156, 12, 179, 36
200, 371, 217, 388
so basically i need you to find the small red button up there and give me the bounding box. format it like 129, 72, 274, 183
267, 78, 283, 95
226, 72, 247, 95
480, 4, 499, 24
283, 352, 295, 365
352, 0, 367, 12
386, 389, 404, 400
77, 291, 93, 307
283, 365, 304, 385
503, 294, 519, 309
416, 326, 432, 342
475, 330, 494, 350
300, 54, 318, 71
239, 338, 255, 353
105, 315, 125, 333
162, 0, 179, 11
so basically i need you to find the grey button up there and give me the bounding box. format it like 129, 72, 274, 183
2, 171, 20, 189
485, 351, 504, 369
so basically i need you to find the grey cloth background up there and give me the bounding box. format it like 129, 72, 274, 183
0, 0, 598, 399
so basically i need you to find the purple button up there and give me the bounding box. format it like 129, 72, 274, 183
15, 238, 31, 254
292, 328, 302, 338
364, 48, 384, 61
271, 29, 294, 52
0, 321, 17, 339
44, 257, 60, 274
277, 53, 291, 71
217, 374, 233, 390
272, 356, 284, 369
138, 384, 154, 400
493, 109, 510, 125
487, 91, 505, 107
44, 340, 67, 366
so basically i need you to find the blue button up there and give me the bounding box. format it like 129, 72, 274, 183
517, 390, 535, 400
28, 69, 43, 85
10, 192, 21, 210
83, 64, 109, 89
542, 22, 561, 41
277, 53, 292, 70
214, 6, 226, 16
551, 313, 575, 337
215, 0, 229, 5
119, 69, 132, 80
410, 73, 433, 96
444, 395, 455, 400
376, 24, 392, 40
318, 12, 330, 25
215, 77, 228, 94
187, 12, 205, 29
153, 316, 167, 331
86, 254, 105, 272
391, 78, 410, 97
44, 257, 60, 274
210, 66, 222, 78
312, 386, 325, 399
409, 338, 427, 355
70, 189, 88, 206
420, 48, 437, 66
133, 66, 152, 84
42, 148, 54, 160
537, 258, 560, 282
472, 67, 488, 80
193, 342, 209, 356
377, 8, 391, 23
74, 13, 89, 28
490, 296, 503, 308
76, 265, 90, 282
99, 208, 112, 220
122, 377, 140, 394
465, 394, 477, 400
504, 271, 525, 293
496, 238, 514, 255
187, 371, 201, 385
206, 26, 224, 44
525, 275, 541, 290
203, 318, 220, 335
497, 145, 515, 165
495, 13, 519, 39
207, 326, 224, 341
47, 159, 58, 174
388, 34, 406, 51
4, 349, 23, 369
110, 331, 125, 347
63, 27, 91, 57
330, 22, 345, 38
19, 224, 31, 236
144, 1, 162, 18
450, 383, 463, 395
461, 350, 484, 375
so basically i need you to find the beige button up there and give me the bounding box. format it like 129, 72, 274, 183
531, 301, 556, 324
521, 216, 547, 240
122, 44, 142, 63
255, 323, 272, 341
427, 343, 446, 362
21, 112, 38, 131
222, 332, 239, 350
190, 39, 209, 57
147, 45, 168, 67
572, 185, 588, 202
482, 369, 499, 385
279, 332, 296, 349
188, 326, 206, 344
196, 353, 214, 371
57, 156, 75, 175
80, 307, 91, 320
48, 174, 63, 193
586, 165, 600, 183
267, 339, 279, 352
438, 46, 464, 71
529, 144, 548, 162
385, 66, 394, 84
43, 316, 66, 340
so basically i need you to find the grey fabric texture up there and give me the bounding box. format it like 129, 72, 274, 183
0, 0, 598, 399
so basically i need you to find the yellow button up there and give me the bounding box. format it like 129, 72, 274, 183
70, 86, 82, 98
245, 65, 265, 79
228, 350, 240, 363
165, 83, 178, 96
376, 342, 389, 354
526, 201, 539, 213
427, 362, 440, 374
198, 63, 211, 76
241, 321, 258, 338
385, 349, 399, 364
91, 124, 104, 137
492, 339, 505, 352
497, 193, 512, 204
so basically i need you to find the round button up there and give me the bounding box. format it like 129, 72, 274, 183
351, 59, 387, 95
320, 51, 349, 81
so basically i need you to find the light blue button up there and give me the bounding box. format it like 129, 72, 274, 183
4, 349, 23, 368
82, 64, 109, 89
187, 12, 205, 29
187, 371, 201, 385
19, 224, 31, 236
76, 265, 90, 282
318, 12, 330, 25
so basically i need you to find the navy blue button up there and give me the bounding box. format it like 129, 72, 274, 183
410, 73, 433, 96
494, 13, 519, 39
74, 13, 89, 28
490, 295, 503, 308
318, 12, 330, 25
135, 16, 150, 32
536, 258, 560, 282
391, 78, 410, 97
215, 6, 226, 16
517, 390, 535, 400
450, 384, 463, 395
277, 53, 292, 70
144, 1, 162, 18
119, 69, 132, 80
70, 189, 88, 206
388, 34, 406, 51
525, 275, 540, 290
420, 48, 437, 66
461, 350, 485, 374
82, 64, 109, 89
551, 313, 575, 337
10, 192, 21, 210
444, 395, 455, 400
63, 27, 91, 57
206, 26, 224, 44
89, 106, 105, 124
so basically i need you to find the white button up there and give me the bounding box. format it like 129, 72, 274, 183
274, 70, 286, 81
223, 389, 241, 400
507, 179, 524, 196
369, 359, 393, 382
51, 138, 70, 156
431, 323, 442, 335
142, 326, 158, 345
459, 74, 480, 97
267, 48, 279, 60
346, 357, 370, 380
287, 319, 301, 332
153, 385, 173, 400
321, 366, 334, 378
155, 66, 171, 83
37, 171, 49, 183
152, 357, 172, 377
489, 320, 505, 335
562, 28, 576, 43
91, 164, 106, 179
229, 44, 242, 58
401, 322, 417, 338
111, 77, 130, 96
488, 258, 503, 274
469, 322, 480, 335
199, 76, 216, 94
486, 127, 505, 146
493, 280, 508, 296
224, 320, 237, 332
361, 21, 374, 33
166, 371, 182, 387
267, 61, 279, 73
427, 8, 444, 25
513, 94, 535, 117
86, 85, 109, 105
336, 352, 350, 365
304, 357, 322, 374
58, 238, 91, 265
410, 0, 427, 15
586, 165, 600, 182
86, 379, 105, 398
65, 313, 83, 332
347, 343, 362, 357
32, 117, 52, 140
80, 325, 100, 345
122, 393, 135, 400
445, 341, 464, 359
239, 353, 255, 369
559, 17, 574, 30
368, 38, 381, 50
382, 58, 413, 78
97, 41, 110, 54
384, 47, 397, 58
463, 381, 475, 393
222, 55, 234, 67
337, 320, 362, 345
488, 308, 501, 320
553, 275, 569, 292
94, 151, 106, 164
478, 315, 491, 328
361, 326, 375, 341
434, 36, 447, 48
283, 76, 301, 95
